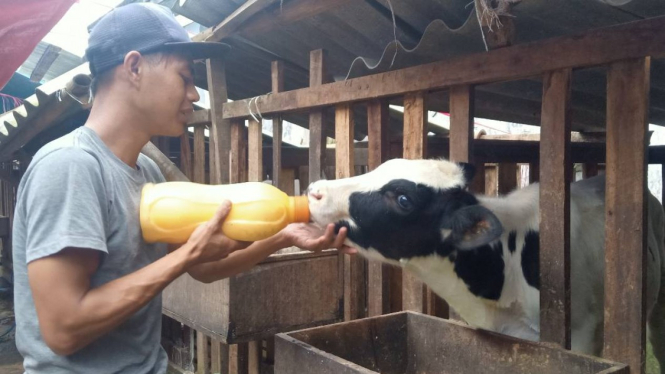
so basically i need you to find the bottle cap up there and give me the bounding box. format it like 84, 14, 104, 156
290, 195, 310, 223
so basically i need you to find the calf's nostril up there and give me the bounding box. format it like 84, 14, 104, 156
310, 192, 323, 201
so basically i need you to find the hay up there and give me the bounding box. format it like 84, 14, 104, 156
475, 0, 521, 32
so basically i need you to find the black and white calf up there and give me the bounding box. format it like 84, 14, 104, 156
305, 158, 665, 368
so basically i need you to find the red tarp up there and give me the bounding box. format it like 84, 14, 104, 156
0, 0, 78, 90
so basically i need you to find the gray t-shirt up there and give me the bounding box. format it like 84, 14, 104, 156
12, 126, 169, 373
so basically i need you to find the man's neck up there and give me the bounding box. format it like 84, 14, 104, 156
84, 95, 151, 169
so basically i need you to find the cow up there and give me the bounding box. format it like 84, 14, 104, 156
304, 158, 665, 370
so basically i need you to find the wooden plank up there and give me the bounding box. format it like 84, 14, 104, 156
248, 119, 263, 182
210, 339, 229, 374
539, 68, 572, 349
309, 49, 328, 184
529, 162, 539, 184
230, 120, 245, 184
193, 126, 206, 184
272, 61, 284, 189
449, 85, 475, 163
603, 57, 650, 374
30, 45, 61, 83
402, 92, 428, 313
222, 16, 665, 120
192, 0, 280, 42
298, 166, 309, 195
336, 103, 366, 321
207, 58, 231, 184
197, 331, 210, 374
366, 99, 389, 317
180, 131, 193, 180
188, 109, 212, 127
498, 163, 517, 195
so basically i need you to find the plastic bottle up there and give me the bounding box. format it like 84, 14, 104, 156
139, 181, 310, 243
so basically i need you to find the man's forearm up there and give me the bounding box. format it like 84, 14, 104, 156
188, 232, 291, 283
40, 247, 193, 355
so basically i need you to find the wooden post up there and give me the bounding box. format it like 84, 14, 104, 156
336, 103, 366, 321
539, 68, 572, 349
309, 49, 328, 184
193, 126, 206, 184
248, 119, 263, 182
279, 169, 296, 196
196, 332, 210, 374
180, 131, 192, 180
230, 120, 246, 184
603, 57, 650, 374
248, 341, 260, 374
207, 58, 231, 184
402, 91, 428, 313
272, 61, 284, 189
367, 99, 390, 317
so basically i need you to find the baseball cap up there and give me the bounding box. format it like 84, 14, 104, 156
84, 2, 230, 77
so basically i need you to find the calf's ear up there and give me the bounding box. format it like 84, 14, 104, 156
444, 205, 503, 250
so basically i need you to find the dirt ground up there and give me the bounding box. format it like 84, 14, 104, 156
0, 296, 22, 374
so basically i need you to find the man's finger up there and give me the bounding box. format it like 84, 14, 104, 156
211, 200, 232, 224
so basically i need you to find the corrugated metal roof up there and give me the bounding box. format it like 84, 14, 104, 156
176, 0, 665, 135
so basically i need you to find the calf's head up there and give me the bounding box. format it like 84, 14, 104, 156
306, 159, 504, 262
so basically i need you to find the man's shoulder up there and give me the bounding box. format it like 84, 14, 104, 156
31, 128, 100, 168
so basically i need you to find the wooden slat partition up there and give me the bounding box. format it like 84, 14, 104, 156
366, 99, 390, 317
603, 57, 650, 374
309, 49, 328, 184
193, 127, 206, 184
222, 16, 665, 119
539, 68, 572, 349
529, 162, 539, 184
402, 92, 428, 313
207, 58, 231, 184
583, 163, 599, 179
272, 61, 284, 188
210, 338, 228, 374
498, 163, 517, 195
248, 119, 263, 182
336, 103, 366, 321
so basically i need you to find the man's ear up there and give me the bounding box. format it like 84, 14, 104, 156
443, 205, 503, 250
457, 162, 476, 186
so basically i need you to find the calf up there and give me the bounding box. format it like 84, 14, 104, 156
305, 158, 665, 369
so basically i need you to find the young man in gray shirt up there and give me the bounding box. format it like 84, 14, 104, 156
12, 3, 351, 373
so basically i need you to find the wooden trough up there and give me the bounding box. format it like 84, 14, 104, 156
274, 312, 628, 374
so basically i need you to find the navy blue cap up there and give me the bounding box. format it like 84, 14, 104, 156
85, 2, 230, 76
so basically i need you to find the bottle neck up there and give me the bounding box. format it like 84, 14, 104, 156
288, 195, 311, 223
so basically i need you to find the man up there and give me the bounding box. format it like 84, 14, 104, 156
12, 3, 351, 373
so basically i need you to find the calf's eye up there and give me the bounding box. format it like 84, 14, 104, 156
397, 195, 413, 210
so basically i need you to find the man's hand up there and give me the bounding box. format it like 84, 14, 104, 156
281, 223, 357, 254
184, 200, 251, 265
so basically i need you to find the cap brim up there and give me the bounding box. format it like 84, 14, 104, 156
161, 41, 231, 60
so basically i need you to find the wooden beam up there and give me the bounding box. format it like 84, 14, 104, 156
478, 132, 606, 143
309, 49, 328, 184
193, 126, 206, 183
232, 0, 353, 40
248, 119, 263, 182
188, 109, 211, 127
539, 68, 572, 350
193, 0, 280, 42
449, 85, 475, 163
207, 58, 231, 184
248, 341, 260, 374
603, 57, 650, 374
402, 92, 427, 313
30, 45, 61, 83
529, 162, 539, 184
498, 163, 517, 195
272, 61, 284, 189
366, 99, 390, 318
222, 16, 665, 120
210, 339, 229, 374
